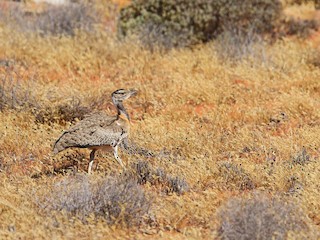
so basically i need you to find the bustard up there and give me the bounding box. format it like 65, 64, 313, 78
53, 89, 138, 174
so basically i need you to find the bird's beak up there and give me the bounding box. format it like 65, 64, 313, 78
130, 89, 138, 97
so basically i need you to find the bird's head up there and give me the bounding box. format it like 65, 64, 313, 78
112, 89, 138, 105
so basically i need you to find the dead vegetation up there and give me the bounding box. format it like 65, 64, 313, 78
0, 0, 319, 239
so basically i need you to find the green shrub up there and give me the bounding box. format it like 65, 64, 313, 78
118, 0, 282, 49
118, 0, 217, 49
215, 0, 283, 33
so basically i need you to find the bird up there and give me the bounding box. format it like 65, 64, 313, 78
53, 89, 138, 174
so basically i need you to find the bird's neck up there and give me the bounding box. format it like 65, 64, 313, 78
115, 102, 130, 122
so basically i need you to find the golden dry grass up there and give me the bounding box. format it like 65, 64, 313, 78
0, 1, 320, 239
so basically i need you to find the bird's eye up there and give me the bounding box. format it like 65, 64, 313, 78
116, 89, 125, 94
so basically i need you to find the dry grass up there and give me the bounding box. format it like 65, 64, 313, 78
0, 1, 319, 239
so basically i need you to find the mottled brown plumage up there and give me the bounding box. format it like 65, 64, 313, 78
53, 89, 137, 173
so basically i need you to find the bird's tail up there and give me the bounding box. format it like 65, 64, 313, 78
53, 135, 68, 154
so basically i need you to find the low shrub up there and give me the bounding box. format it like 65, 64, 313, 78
280, 18, 318, 38
286, 175, 304, 195
291, 148, 312, 166
120, 139, 155, 158
132, 160, 189, 195
0, 2, 98, 36
216, 161, 255, 191
36, 174, 151, 226
218, 193, 312, 239
166, 176, 189, 195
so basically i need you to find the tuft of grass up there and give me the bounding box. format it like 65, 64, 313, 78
166, 176, 189, 195
214, 27, 269, 62
286, 175, 304, 195
36, 174, 151, 226
133, 160, 154, 185
308, 50, 320, 68
218, 193, 313, 240
0, 63, 35, 111
131, 160, 189, 195
291, 147, 312, 166
121, 139, 155, 158
216, 161, 255, 191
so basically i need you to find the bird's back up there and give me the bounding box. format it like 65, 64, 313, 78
53, 112, 129, 154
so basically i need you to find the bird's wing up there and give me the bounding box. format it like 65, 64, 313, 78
68, 112, 116, 131
88, 124, 128, 147
53, 113, 125, 153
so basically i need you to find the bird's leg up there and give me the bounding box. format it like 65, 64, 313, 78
112, 144, 126, 170
88, 149, 96, 174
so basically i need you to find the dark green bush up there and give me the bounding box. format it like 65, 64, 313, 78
215, 0, 283, 33
118, 0, 282, 49
118, 0, 217, 49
